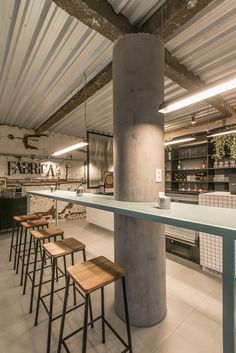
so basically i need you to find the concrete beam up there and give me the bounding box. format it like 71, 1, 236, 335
141, 0, 215, 41
38, 0, 235, 133
53, 0, 135, 42
165, 49, 236, 117
165, 116, 236, 139
36, 62, 112, 133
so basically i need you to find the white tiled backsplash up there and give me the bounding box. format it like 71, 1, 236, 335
199, 192, 236, 276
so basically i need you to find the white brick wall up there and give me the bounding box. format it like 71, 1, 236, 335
0, 124, 86, 220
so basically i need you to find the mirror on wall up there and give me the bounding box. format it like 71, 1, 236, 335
87, 131, 113, 188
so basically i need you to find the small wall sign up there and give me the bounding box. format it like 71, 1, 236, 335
7, 161, 60, 177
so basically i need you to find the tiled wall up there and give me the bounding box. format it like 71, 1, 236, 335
199, 192, 236, 276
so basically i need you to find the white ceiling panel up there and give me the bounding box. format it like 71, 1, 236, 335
0, 0, 236, 137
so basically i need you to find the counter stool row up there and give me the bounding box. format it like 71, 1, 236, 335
9, 213, 133, 353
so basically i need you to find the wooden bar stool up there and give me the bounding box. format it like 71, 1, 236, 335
57, 256, 133, 353
9, 214, 39, 269
23, 227, 64, 313
35, 237, 91, 353
17, 219, 49, 286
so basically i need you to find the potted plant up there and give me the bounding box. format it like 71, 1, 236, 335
226, 133, 236, 161
212, 136, 227, 167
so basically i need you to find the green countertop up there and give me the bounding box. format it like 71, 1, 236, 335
27, 189, 236, 239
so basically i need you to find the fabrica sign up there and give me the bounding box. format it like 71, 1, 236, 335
8, 161, 59, 177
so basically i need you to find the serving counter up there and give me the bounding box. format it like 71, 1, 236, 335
27, 189, 236, 353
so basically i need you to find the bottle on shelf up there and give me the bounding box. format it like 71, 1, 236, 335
177, 161, 181, 170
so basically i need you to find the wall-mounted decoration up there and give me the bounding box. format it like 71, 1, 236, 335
0, 177, 6, 189
104, 171, 113, 188
87, 131, 113, 188
7, 160, 60, 177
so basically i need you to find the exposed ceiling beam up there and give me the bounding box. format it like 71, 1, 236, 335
141, 0, 215, 41
37, 0, 235, 132
165, 49, 236, 117
52, 0, 135, 42
37, 62, 112, 133
165, 116, 236, 139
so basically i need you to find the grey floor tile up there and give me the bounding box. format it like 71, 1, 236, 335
0, 219, 225, 353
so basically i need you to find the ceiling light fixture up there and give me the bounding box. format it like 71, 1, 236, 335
164, 137, 196, 146
159, 76, 236, 114
207, 129, 236, 138
52, 73, 89, 157
52, 142, 88, 156
191, 115, 196, 124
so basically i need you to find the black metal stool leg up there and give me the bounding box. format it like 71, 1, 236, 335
101, 287, 106, 343
20, 227, 28, 286
47, 257, 56, 353
71, 253, 77, 306
82, 249, 86, 261
55, 258, 59, 282
63, 256, 67, 283
23, 234, 33, 294
122, 278, 133, 353
13, 224, 20, 270
35, 250, 46, 326
82, 249, 94, 327
16, 226, 23, 274
9, 220, 16, 262
82, 294, 89, 353
57, 275, 70, 353
29, 239, 39, 313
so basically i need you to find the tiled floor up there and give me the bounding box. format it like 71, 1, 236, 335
0, 219, 224, 353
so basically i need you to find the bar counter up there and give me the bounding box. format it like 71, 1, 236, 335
27, 189, 236, 353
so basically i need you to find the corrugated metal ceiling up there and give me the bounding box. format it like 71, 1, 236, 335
0, 0, 236, 137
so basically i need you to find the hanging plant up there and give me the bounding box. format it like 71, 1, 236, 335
226, 134, 236, 160
212, 136, 227, 160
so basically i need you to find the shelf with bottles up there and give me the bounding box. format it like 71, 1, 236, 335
172, 170, 208, 183
170, 168, 208, 172
173, 158, 208, 172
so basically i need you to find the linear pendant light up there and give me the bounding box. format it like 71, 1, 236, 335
208, 129, 236, 138
159, 77, 236, 114
164, 137, 196, 146
52, 142, 88, 156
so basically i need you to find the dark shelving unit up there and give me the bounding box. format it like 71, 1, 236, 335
165, 139, 236, 194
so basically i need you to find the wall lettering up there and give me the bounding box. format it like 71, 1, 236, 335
7, 161, 58, 177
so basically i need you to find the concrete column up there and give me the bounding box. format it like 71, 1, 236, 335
113, 33, 166, 326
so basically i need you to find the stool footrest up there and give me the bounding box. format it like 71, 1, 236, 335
63, 316, 100, 342
62, 315, 129, 351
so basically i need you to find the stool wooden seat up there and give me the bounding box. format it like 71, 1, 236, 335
23, 227, 64, 312
21, 219, 49, 229
17, 219, 49, 287
57, 256, 132, 353
9, 214, 38, 267
31, 227, 64, 240
35, 237, 88, 353
67, 256, 125, 294
43, 238, 85, 258
13, 214, 38, 222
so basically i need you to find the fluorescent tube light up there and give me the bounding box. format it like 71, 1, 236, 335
164, 137, 196, 146
159, 77, 236, 114
52, 142, 88, 156
208, 129, 236, 138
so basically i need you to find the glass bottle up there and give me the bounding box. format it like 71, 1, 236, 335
177, 161, 181, 170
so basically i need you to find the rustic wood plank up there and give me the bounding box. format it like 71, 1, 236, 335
67, 256, 125, 293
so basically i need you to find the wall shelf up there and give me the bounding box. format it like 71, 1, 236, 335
165, 141, 234, 194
